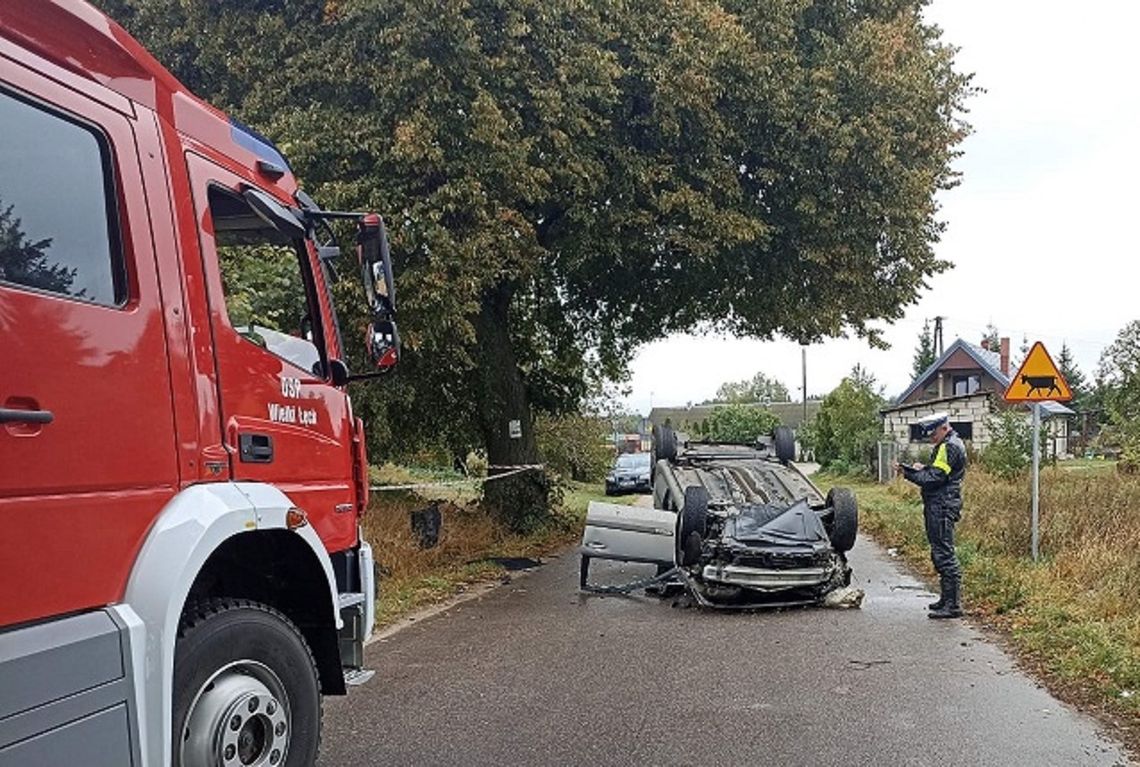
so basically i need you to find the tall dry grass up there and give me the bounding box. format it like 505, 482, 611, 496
360, 464, 613, 626
963, 466, 1140, 620
838, 461, 1140, 732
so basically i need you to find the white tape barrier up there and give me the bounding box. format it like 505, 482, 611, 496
369, 464, 545, 492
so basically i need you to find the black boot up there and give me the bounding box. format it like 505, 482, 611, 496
929, 576, 962, 619
928, 576, 947, 610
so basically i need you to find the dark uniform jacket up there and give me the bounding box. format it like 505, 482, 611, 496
902, 430, 967, 520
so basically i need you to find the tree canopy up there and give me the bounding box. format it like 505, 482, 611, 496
100, 0, 973, 525
802, 365, 884, 472
981, 323, 999, 351
708, 371, 791, 404
1056, 342, 1089, 411
911, 319, 936, 378
693, 404, 781, 442
1097, 321, 1140, 462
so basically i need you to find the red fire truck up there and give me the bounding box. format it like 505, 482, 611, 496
0, 2, 399, 765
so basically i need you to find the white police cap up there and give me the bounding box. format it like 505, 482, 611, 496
914, 411, 950, 435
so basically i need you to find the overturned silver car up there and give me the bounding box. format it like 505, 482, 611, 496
580, 425, 859, 608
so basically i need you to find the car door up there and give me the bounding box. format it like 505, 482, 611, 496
185, 152, 357, 551
0, 63, 177, 625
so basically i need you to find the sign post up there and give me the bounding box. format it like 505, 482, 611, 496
1003, 342, 1072, 562
1030, 402, 1040, 560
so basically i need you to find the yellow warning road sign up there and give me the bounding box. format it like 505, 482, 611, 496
1003, 342, 1072, 402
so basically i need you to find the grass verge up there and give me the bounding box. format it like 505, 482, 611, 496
817, 464, 1140, 750
362, 465, 630, 630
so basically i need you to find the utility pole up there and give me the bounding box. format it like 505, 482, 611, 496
932, 316, 945, 357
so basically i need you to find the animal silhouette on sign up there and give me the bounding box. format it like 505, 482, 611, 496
1020, 374, 1060, 398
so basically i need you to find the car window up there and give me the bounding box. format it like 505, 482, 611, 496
0, 89, 125, 306
615, 453, 650, 469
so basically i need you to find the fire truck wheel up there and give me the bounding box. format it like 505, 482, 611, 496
173, 599, 321, 767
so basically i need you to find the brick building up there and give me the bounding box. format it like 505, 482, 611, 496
881, 337, 1073, 457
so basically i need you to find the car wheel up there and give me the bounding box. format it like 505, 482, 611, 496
773, 425, 796, 465
826, 487, 858, 553
677, 486, 709, 566
653, 424, 677, 464
173, 599, 321, 767
653, 472, 671, 511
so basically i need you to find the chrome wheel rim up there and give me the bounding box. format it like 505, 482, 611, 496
180, 660, 291, 767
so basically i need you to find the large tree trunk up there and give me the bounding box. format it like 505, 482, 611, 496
474, 284, 550, 532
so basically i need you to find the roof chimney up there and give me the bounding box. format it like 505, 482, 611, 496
1000, 337, 1010, 375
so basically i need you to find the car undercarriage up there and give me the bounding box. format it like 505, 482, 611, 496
580, 426, 860, 608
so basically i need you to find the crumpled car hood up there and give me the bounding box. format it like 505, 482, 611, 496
725, 498, 831, 548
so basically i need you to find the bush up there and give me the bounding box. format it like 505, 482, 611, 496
979, 407, 1051, 479
980, 408, 1032, 478
535, 413, 613, 482
803, 373, 883, 473
692, 404, 780, 443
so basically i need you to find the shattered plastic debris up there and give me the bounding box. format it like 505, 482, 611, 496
822, 586, 865, 609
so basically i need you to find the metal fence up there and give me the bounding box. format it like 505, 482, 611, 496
876, 441, 899, 484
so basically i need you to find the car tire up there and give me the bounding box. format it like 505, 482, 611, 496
826, 487, 858, 553
173, 599, 321, 767
677, 486, 709, 566
653, 424, 677, 464
773, 425, 796, 465
653, 472, 671, 511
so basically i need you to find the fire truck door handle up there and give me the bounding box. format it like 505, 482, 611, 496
0, 407, 54, 425
239, 432, 274, 463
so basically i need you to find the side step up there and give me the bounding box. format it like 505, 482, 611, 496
338, 591, 372, 686
343, 669, 375, 687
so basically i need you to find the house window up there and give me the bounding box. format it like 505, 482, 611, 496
908, 424, 925, 442
953, 375, 980, 395
950, 422, 973, 440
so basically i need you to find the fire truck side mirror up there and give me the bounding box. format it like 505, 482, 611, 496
356, 213, 396, 313
357, 214, 399, 373
366, 317, 399, 371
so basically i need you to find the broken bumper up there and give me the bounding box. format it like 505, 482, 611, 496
701, 563, 834, 591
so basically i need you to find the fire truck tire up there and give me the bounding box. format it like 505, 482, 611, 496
173, 598, 321, 767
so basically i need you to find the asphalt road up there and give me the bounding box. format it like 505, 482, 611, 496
320, 522, 1130, 766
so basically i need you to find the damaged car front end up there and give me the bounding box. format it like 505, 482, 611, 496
580, 426, 859, 608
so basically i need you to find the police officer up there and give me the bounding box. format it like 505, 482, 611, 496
895, 412, 967, 619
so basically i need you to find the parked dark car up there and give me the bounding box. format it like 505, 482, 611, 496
605, 452, 651, 495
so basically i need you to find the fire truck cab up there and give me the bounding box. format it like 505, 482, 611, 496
0, 3, 396, 765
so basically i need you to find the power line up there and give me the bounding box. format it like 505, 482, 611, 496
940, 317, 1114, 354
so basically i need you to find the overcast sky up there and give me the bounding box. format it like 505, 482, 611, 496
622, 0, 1140, 415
